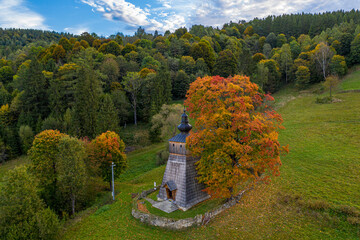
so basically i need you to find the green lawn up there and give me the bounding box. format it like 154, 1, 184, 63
277, 92, 360, 209
340, 66, 360, 91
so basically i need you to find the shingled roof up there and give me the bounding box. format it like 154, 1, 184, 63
168, 133, 188, 143
165, 180, 177, 191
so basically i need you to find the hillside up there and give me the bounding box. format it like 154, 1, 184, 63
56, 69, 360, 239
0, 28, 74, 58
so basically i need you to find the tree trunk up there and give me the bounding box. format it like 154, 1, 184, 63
71, 195, 75, 215
134, 104, 137, 125
132, 94, 137, 126
330, 86, 332, 98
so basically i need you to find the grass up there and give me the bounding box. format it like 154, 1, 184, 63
340, 66, 360, 91
276, 92, 360, 210
117, 142, 166, 182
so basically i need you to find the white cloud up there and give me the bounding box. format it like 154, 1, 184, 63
64, 26, 90, 35
81, 0, 149, 26
81, 0, 359, 33
0, 0, 48, 29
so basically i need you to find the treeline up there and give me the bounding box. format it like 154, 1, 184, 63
0, 28, 74, 58
246, 9, 360, 38
0, 10, 359, 162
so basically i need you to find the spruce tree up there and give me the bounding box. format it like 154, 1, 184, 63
74, 67, 101, 138
20, 58, 49, 128
96, 94, 119, 135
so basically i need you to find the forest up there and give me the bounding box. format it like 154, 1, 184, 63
0, 9, 360, 238
0, 9, 359, 161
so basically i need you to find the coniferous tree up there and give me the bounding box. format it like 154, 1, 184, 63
74, 67, 101, 138
96, 94, 119, 135
172, 70, 189, 99
20, 58, 49, 128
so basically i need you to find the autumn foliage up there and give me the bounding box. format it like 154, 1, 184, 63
29, 130, 66, 187
87, 131, 127, 186
185, 75, 288, 198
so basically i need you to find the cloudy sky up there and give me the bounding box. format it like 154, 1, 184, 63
0, 0, 359, 36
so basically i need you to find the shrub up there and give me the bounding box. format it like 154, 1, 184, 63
315, 96, 332, 104
338, 205, 360, 217
156, 149, 169, 166
133, 130, 150, 146
35, 208, 61, 240
306, 199, 330, 210
0, 166, 60, 240
347, 216, 360, 226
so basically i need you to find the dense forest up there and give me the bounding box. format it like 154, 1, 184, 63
0, 9, 359, 162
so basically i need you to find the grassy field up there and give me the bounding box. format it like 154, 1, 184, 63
340, 66, 360, 91
2, 69, 360, 239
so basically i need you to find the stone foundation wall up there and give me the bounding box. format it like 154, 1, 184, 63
132, 188, 247, 230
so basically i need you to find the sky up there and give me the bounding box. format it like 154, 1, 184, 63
0, 0, 359, 36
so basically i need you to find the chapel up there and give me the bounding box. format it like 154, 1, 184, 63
157, 110, 209, 211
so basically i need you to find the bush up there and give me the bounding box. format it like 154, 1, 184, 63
0, 166, 60, 240
306, 199, 330, 210
338, 205, 360, 217
347, 216, 360, 226
156, 149, 169, 166
35, 208, 61, 240
95, 205, 111, 215
315, 96, 333, 104
133, 130, 150, 146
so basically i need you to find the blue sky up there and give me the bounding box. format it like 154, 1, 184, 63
0, 0, 359, 36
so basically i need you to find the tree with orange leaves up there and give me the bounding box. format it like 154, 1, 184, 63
185, 75, 288, 198
87, 131, 127, 188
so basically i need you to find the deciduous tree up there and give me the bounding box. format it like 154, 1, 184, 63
313, 42, 334, 80
29, 130, 66, 209
122, 72, 144, 125
0, 166, 60, 240
323, 75, 340, 98
56, 136, 87, 215
295, 65, 310, 89
87, 131, 127, 188
185, 75, 288, 198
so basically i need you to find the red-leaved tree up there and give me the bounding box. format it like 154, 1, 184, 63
185, 75, 288, 198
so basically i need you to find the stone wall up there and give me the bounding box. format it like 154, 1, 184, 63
132, 188, 247, 230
